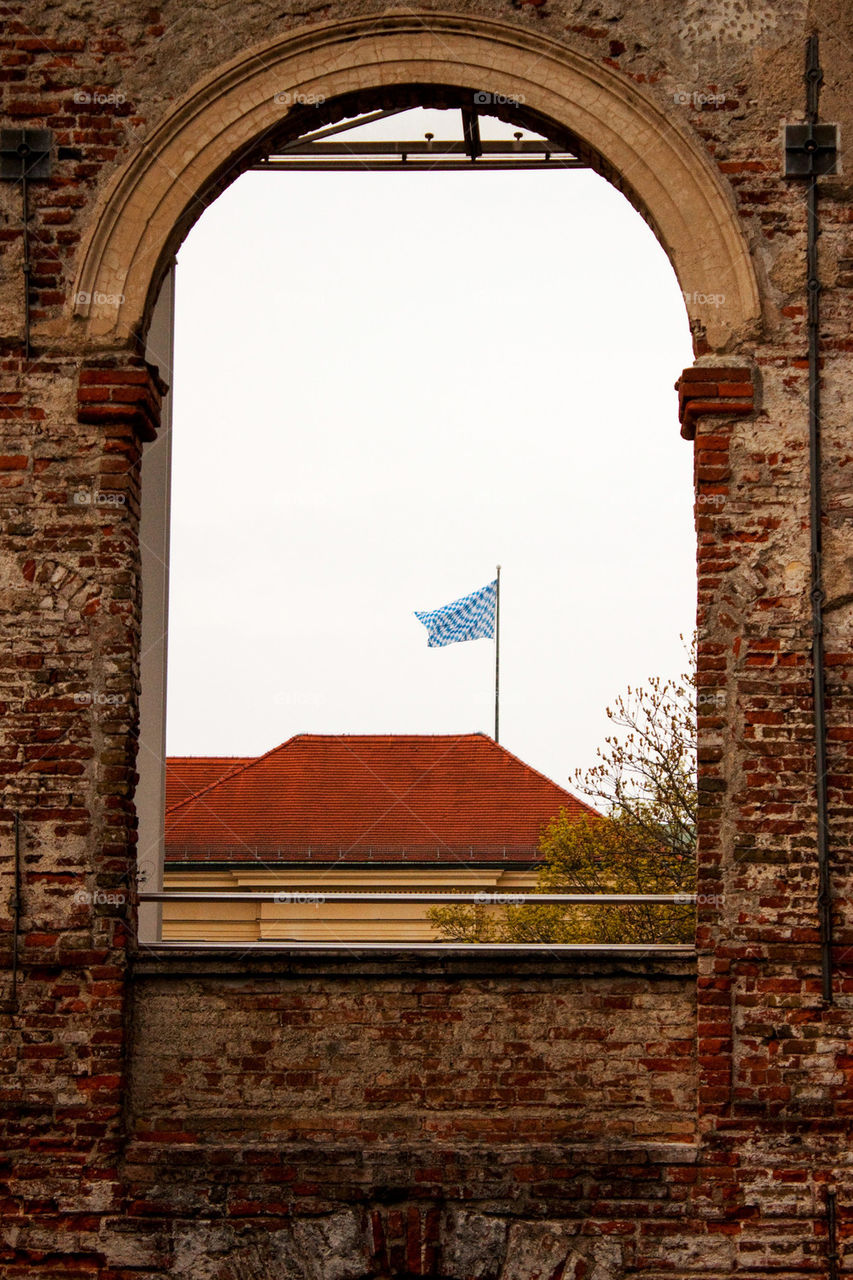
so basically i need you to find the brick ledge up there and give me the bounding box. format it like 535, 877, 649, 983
676, 365, 755, 440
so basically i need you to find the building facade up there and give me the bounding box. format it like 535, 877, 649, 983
162, 733, 596, 942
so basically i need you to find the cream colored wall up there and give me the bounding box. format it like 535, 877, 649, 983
162, 866, 539, 942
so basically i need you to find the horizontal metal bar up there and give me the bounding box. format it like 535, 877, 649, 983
251, 142, 587, 173
252, 160, 585, 172
143, 941, 696, 953
266, 140, 576, 156
141, 891, 695, 904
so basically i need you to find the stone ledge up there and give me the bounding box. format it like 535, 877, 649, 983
122, 1138, 700, 1166
130, 944, 697, 981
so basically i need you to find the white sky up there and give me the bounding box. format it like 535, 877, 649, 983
165, 107, 696, 792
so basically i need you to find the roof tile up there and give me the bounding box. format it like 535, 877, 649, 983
164, 734, 597, 865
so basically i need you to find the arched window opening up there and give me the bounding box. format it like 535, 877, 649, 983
137, 92, 696, 947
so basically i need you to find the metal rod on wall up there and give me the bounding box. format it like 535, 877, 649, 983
826, 1189, 839, 1280
11, 812, 21, 1010
803, 35, 832, 1005
20, 147, 31, 361
785, 36, 838, 1004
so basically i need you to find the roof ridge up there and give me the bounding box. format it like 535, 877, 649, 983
164, 733, 600, 824
167, 754, 248, 765
281, 732, 488, 741
483, 736, 601, 818
164, 736, 478, 817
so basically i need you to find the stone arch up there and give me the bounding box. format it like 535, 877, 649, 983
68, 12, 760, 354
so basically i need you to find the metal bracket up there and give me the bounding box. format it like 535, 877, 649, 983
784, 122, 839, 178
461, 108, 483, 162
0, 128, 52, 181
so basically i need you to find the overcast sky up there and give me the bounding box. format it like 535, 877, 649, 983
164, 107, 696, 793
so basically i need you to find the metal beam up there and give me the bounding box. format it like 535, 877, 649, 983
143, 940, 696, 954
277, 108, 411, 149
252, 140, 585, 172
141, 891, 695, 904
253, 160, 583, 172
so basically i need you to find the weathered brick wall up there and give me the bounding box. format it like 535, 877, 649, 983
129, 957, 697, 1146
119, 953, 697, 1277
1, 0, 852, 1276
0, 357, 145, 1266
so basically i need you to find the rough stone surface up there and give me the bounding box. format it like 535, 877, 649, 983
1, 0, 852, 1276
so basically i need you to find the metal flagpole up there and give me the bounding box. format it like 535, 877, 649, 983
494, 565, 501, 742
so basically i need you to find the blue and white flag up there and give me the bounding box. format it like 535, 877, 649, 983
415, 579, 497, 648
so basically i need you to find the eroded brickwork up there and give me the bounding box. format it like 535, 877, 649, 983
113, 954, 699, 1277
1, 0, 852, 1276
130, 958, 697, 1146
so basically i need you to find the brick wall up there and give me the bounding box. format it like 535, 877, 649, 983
118, 953, 697, 1277
0, 356, 145, 1273
1, 1, 852, 1276
129, 955, 697, 1148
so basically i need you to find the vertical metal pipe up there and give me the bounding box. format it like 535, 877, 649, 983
802, 35, 833, 1004
11, 812, 21, 1010
826, 1190, 839, 1280
20, 143, 31, 362
811, 165, 832, 1005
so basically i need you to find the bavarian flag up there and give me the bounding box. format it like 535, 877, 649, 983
415, 579, 497, 648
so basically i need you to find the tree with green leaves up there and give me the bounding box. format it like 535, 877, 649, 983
429, 644, 697, 943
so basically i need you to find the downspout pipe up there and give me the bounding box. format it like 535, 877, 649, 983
802, 36, 833, 1005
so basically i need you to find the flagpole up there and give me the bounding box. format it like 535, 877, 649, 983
494, 565, 501, 742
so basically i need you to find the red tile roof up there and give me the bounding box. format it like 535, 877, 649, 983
164, 733, 597, 865
166, 757, 250, 812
